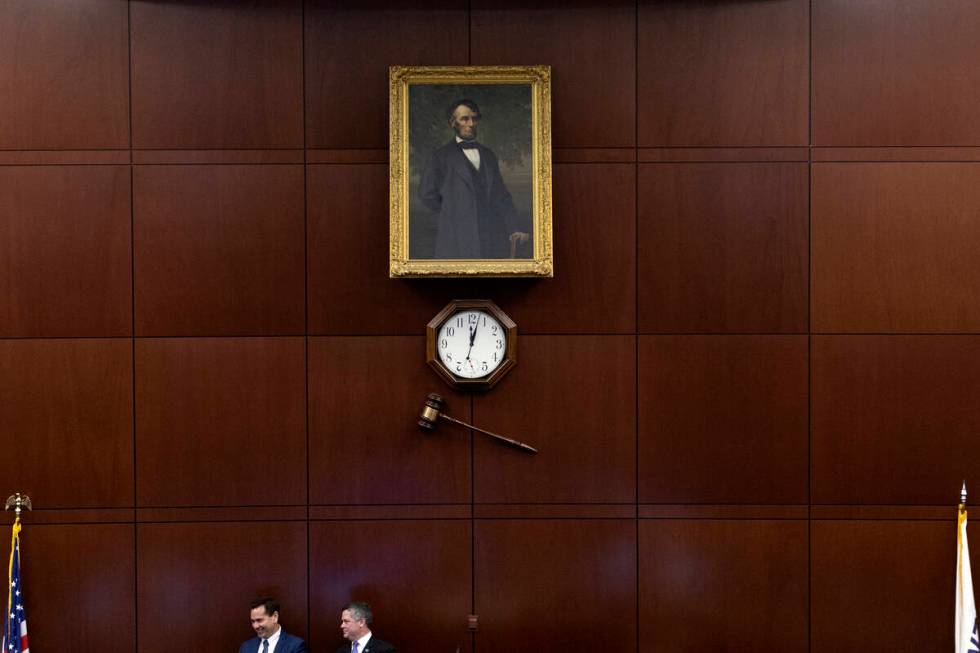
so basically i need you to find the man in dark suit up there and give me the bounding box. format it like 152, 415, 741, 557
418, 98, 530, 259
337, 601, 395, 653
239, 597, 307, 653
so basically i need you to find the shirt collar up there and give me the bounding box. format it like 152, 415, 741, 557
356, 631, 372, 650
264, 626, 282, 648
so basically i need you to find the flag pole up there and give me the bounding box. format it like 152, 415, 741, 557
957, 481, 979, 653
3, 493, 30, 653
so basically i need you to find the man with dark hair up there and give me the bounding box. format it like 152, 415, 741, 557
337, 601, 395, 653
418, 98, 530, 259
240, 597, 308, 653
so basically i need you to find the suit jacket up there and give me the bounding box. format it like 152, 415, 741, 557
335, 635, 395, 653
239, 630, 308, 653
418, 139, 523, 259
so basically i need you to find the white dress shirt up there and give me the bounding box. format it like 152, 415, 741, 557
456, 136, 481, 170
262, 626, 282, 653
352, 631, 372, 653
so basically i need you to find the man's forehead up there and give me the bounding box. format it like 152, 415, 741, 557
453, 105, 478, 118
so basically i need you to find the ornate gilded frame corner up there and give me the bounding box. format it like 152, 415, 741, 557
389, 65, 553, 278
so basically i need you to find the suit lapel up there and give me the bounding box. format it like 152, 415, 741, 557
447, 141, 477, 190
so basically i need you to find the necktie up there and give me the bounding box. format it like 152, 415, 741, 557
458, 141, 478, 149
262, 639, 269, 653
352, 642, 359, 653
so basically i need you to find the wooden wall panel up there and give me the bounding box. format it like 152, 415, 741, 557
305, 0, 468, 149
130, 0, 303, 148
812, 336, 980, 505
310, 520, 471, 653
134, 165, 305, 336
638, 0, 809, 147
309, 336, 471, 505
24, 524, 135, 653
306, 164, 502, 334
640, 520, 808, 653
0, 165, 131, 338
137, 522, 308, 653
813, 0, 980, 146
0, 339, 133, 508
0, 0, 129, 149
471, 0, 635, 147
638, 163, 808, 333
812, 163, 980, 332
135, 338, 307, 507
475, 519, 636, 652
309, 164, 449, 335
491, 163, 636, 334
639, 336, 809, 504
811, 520, 954, 653
473, 336, 635, 503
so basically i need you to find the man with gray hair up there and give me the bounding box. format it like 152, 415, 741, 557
337, 602, 394, 653
418, 98, 530, 259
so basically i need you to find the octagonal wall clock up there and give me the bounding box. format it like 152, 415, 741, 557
426, 299, 517, 389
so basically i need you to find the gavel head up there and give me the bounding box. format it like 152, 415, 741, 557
418, 392, 445, 431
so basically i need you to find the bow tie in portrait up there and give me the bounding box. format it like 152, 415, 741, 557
458, 141, 479, 149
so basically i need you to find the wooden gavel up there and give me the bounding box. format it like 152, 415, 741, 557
418, 392, 538, 454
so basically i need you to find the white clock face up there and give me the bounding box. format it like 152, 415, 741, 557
436, 309, 507, 379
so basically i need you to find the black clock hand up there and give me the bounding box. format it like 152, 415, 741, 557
466, 319, 478, 360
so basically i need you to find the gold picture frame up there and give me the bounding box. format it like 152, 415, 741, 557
389, 65, 552, 277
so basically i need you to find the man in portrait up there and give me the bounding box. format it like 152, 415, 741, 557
418, 98, 530, 259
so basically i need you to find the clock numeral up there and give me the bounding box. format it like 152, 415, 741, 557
445, 353, 453, 361
446, 327, 455, 337
493, 352, 498, 362
440, 339, 448, 349
481, 361, 488, 372
491, 325, 498, 335
468, 312, 479, 324
496, 339, 503, 350
456, 362, 463, 373
456, 317, 463, 328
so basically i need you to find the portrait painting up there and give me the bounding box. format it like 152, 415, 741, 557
389, 66, 552, 277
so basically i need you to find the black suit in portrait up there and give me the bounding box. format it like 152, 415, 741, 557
418, 139, 526, 259
335, 635, 395, 653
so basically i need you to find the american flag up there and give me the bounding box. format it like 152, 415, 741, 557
2, 518, 28, 653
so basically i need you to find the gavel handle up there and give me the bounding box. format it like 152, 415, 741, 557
439, 414, 538, 454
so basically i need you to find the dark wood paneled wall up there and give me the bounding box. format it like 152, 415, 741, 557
1, 1, 979, 651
